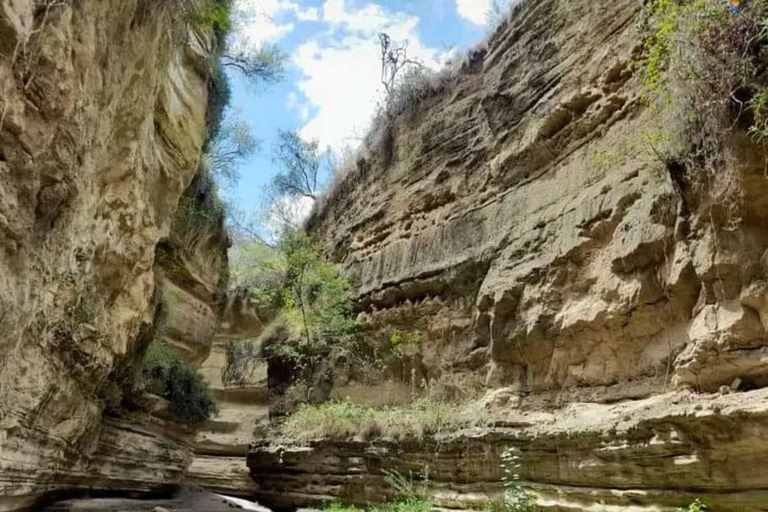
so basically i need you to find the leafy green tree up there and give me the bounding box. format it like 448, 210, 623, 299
280, 230, 357, 350
141, 340, 218, 425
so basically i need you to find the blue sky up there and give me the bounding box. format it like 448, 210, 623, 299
222, 0, 500, 217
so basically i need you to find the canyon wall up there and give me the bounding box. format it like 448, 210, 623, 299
0, 1, 219, 509
188, 288, 268, 497
251, 0, 768, 510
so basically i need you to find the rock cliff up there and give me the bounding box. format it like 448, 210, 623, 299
0, 1, 220, 509
188, 288, 268, 497
250, 0, 768, 510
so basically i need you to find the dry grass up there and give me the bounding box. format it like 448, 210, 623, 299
277, 398, 488, 444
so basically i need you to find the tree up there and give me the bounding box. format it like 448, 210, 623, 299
222, 43, 287, 86
203, 117, 259, 188
271, 129, 329, 200
379, 33, 423, 98
275, 230, 359, 377
282, 230, 318, 347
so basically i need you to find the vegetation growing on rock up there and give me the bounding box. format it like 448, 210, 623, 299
277, 398, 486, 443
322, 468, 433, 512
141, 339, 219, 425
639, 0, 768, 224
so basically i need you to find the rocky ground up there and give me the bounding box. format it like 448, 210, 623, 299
43, 488, 269, 512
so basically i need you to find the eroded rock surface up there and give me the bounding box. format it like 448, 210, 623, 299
250, 389, 768, 511
309, 0, 768, 412
264, 0, 768, 509
188, 289, 268, 497
0, 1, 216, 509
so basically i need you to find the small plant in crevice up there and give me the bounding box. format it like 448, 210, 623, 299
748, 89, 768, 143
388, 330, 422, 360
383, 467, 431, 499
677, 498, 707, 512
320, 468, 432, 512
493, 447, 539, 512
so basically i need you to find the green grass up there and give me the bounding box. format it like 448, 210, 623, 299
278, 398, 484, 443
324, 498, 431, 512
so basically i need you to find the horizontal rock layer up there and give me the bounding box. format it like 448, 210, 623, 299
0, 0, 215, 509
299, 0, 768, 509
188, 289, 268, 497
3, 414, 191, 512
249, 389, 768, 512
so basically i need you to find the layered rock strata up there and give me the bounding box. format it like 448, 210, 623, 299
0, 1, 216, 509
249, 389, 768, 512
189, 289, 268, 497
309, 0, 768, 415
266, 0, 768, 509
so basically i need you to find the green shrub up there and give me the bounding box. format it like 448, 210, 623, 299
677, 499, 707, 512
638, 0, 768, 224
748, 89, 768, 142
388, 330, 422, 359
207, 60, 231, 142
496, 448, 539, 512
261, 230, 366, 383
322, 467, 432, 512
193, 0, 232, 37
141, 340, 218, 425
383, 468, 430, 498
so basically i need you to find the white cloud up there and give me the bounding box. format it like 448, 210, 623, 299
265, 195, 316, 242
456, 0, 492, 25
297, 6, 320, 21
293, 0, 446, 151
287, 92, 312, 122
230, 0, 318, 48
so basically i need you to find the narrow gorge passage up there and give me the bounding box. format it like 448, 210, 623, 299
3, 0, 768, 511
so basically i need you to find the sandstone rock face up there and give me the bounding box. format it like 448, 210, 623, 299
271, 0, 768, 509
156, 172, 231, 365
250, 389, 768, 511
188, 289, 268, 497
0, 1, 214, 509
311, 0, 768, 406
